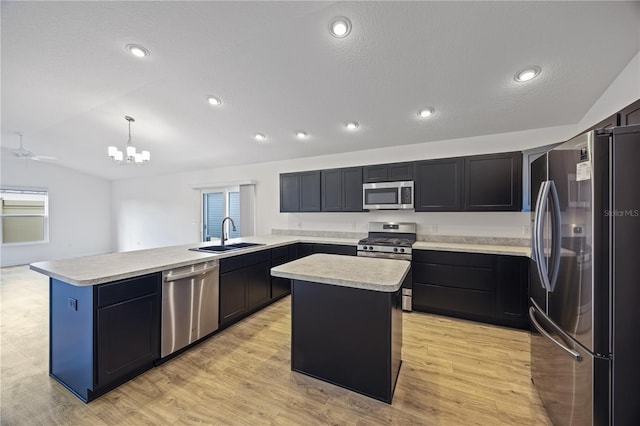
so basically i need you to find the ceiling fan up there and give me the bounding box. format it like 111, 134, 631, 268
9, 132, 57, 161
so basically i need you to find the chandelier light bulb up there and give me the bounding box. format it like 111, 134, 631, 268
108, 115, 150, 165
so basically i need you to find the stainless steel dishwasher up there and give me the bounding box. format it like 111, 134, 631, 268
161, 260, 219, 358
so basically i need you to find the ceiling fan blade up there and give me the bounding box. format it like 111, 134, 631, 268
31, 155, 58, 161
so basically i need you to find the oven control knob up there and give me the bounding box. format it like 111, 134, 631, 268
368, 246, 374, 251
393, 248, 398, 252
400, 248, 405, 253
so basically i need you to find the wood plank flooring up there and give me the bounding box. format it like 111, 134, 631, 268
0, 265, 551, 425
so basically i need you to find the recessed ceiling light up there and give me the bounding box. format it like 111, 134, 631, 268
206, 95, 221, 106
296, 131, 308, 139
255, 133, 266, 141
346, 121, 359, 131
514, 66, 541, 82
126, 44, 150, 58
329, 17, 352, 38
417, 107, 435, 118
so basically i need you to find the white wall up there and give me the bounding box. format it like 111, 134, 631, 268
112, 52, 640, 252
1, 153, 113, 266
578, 52, 640, 130
112, 124, 573, 251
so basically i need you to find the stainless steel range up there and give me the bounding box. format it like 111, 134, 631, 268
357, 222, 416, 311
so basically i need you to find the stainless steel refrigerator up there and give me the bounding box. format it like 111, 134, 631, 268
530, 124, 640, 425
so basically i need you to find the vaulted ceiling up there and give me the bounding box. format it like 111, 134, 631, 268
2, 1, 639, 180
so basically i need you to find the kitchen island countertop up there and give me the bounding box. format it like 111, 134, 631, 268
270, 253, 410, 292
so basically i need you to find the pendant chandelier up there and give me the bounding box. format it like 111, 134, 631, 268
108, 116, 150, 164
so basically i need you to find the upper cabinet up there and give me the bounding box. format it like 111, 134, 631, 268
415, 158, 463, 211
281, 153, 524, 213
363, 162, 413, 183
619, 99, 640, 126
321, 167, 363, 212
464, 152, 522, 211
415, 153, 522, 212
280, 171, 321, 212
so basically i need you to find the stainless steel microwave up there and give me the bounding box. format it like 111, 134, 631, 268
362, 181, 414, 210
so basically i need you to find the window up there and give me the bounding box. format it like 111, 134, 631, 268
1, 189, 49, 245
202, 188, 240, 242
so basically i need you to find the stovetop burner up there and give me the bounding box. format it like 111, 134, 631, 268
357, 237, 415, 247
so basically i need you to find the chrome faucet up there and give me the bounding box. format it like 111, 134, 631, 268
221, 216, 237, 246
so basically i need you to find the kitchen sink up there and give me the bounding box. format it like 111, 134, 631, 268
190, 242, 265, 253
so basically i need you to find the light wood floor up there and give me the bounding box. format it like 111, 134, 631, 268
1, 265, 551, 425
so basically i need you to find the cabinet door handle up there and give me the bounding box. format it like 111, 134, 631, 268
164, 265, 219, 282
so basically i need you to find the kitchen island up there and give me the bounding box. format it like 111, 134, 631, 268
271, 253, 410, 404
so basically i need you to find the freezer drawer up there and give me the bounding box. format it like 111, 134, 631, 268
161, 261, 219, 358
530, 303, 593, 426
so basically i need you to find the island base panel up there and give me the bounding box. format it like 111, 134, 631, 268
291, 279, 402, 404
50, 279, 94, 402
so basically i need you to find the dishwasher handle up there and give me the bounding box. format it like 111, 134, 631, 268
164, 264, 219, 282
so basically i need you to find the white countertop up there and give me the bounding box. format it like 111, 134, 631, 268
270, 253, 410, 292
412, 241, 531, 257
29, 235, 356, 286
30, 233, 531, 286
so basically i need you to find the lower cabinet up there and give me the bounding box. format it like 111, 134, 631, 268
271, 245, 297, 299
96, 286, 159, 390
412, 250, 529, 329
219, 250, 271, 326
50, 273, 161, 402
297, 242, 357, 257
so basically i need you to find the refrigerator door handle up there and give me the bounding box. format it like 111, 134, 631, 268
547, 180, 562, 292
529, 306, 583, 362
531, 183, 543, 263
534, 181, 552, 291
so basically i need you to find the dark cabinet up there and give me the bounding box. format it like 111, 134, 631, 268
219, 251, 271, 326
247, 261, 271, 308
464, 152, 522, 211
271, 245, 296, 299
619, 99, 640, 125
219, 268, 248, 323
363, 162, 413, 183
49, 273, 160, 402
95, 274, 160, 392
280, 171, 321, 212
497, 256, 529, 328
297, 243, 356, 257
280, 173, 300, 212
321, 167, 363, 212
415, 158, 463, 211
412, 250, 528, 329
343, 167, 364, 211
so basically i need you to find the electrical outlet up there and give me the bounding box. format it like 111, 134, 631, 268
68, 298, 77, 311
523, 225, 531, 235
430, 224, 438, 233
297, 221, 302, 228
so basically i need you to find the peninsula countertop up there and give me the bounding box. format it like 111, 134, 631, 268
270, 253, 410, 292
29, 235, 358, 286
30, 233, 530, 286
